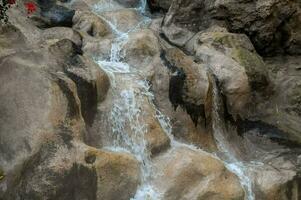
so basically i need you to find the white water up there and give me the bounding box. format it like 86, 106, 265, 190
93, 1, 256, 199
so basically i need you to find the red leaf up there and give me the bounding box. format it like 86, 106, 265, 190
24, 2, 37, 15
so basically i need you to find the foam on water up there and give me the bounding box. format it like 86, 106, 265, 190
131, 184, 162, 200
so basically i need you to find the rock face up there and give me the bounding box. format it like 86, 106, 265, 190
163, 0, 301, 55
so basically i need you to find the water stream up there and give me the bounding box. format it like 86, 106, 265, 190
93, 1, 256, 199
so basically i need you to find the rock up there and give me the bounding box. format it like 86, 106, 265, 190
0, 26, 135, 200
0, 25, 27, 56
153, 146, 245, 200
101, 8, 143, 33
65, 55, 110, 126
283, 10, 301, 55
85, 148, 141, 200
114, 0, 140, 8
254, 56, 301, 144
41, 27, 82, 47
82, 37, 113, 59
151, 49, 216, 151
188, 28, 270, 116
2, 142, 140, 200
247, 148, 301, 199
0, 48, 85, 183
88, 79, 170, 157
49, 39, 110, 126
72, 11, 113, 59
37, 4, 75, 28
73, 11, 112, 38
163, 0, 301, 55
141, 97, 171, 156
154, 0, 172, 11
123, 29, 160, 68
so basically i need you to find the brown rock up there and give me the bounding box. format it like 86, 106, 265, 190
153, 146, 245, 200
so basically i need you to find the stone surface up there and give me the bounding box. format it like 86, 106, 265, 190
187, 28, 270, 117
163, 0, 301, 55
101, 8, 143, 33
151, 47, 217, 151
123, 29, 160, 68
153, 146, 245, 200
73, 11, 112, 38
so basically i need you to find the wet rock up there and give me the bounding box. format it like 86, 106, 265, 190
73, 11, 112, 38
88, 81, 170, 157
101, 8, 143, 33
2, 142, 140, 200
65, 56, 110, 125
250, 154, 301, 200
141, 97, 171, 156
151, 48, 217, 151
123, 29, 160, 68
160, 48, 211, 125
49, 39, 110, 126
85, 148, 141, 200
153, 146, 245, 200
82, 37, 113, 59
188, 28, 270, 117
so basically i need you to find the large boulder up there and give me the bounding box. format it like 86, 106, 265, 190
2, 142, 140, 200
162, 0, 301, 55
153, 146, 245, 200
151, 47, 217, 151
187, 27, 270, 117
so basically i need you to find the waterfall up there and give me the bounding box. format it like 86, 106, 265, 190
93, 1, 164, 199
209, 72, 255, 200
93, 0, 256, 199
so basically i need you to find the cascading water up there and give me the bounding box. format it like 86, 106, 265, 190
93, 1, 256, 199
209, 72, 255, 200
93, 1, 163, 199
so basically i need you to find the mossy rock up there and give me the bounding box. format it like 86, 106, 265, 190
201, 31, 253, 50
231, 47, 269, 91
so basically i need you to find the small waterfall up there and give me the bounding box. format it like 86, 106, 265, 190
209, 72, 255, 200
93, 1, 163, 199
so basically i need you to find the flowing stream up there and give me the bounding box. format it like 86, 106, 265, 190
93, 1, 256, 199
